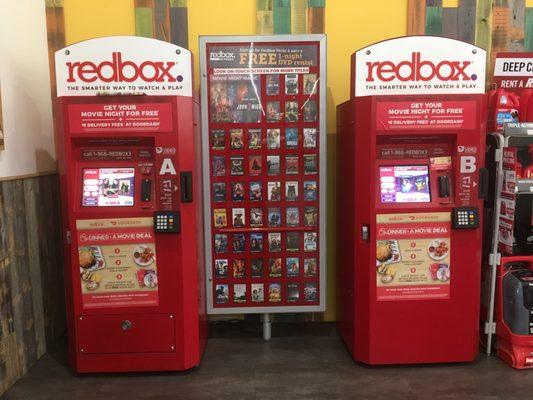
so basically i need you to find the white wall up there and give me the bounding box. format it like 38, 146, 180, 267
0, 0, 56, 179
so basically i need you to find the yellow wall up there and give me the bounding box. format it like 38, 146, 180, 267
187, 0, 257, 88
325, 0, 407, 133
63, 0, 135, 44
59, 0, 408, 322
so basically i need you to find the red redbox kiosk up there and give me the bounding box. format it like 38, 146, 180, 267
54, 37, 207, 372
336, 36, 488, 364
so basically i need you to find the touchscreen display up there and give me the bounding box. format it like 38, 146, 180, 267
82, 168, 135, 207
379, 165, 430, 203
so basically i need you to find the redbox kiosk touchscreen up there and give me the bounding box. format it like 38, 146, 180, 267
54, 37, 206, 372
336, 36, 488, 364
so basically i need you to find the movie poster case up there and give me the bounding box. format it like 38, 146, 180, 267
200, 35, 327, 314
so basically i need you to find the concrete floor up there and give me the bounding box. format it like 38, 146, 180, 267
2, 322, 533, 400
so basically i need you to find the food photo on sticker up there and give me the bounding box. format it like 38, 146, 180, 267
375, 240, 401, 266
133, 244, 156, 266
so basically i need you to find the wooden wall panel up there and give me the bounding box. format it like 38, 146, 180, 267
407, 0, 533, 87
307, 1, 325, 34
291, 0, 307, 34
257, 0, 274, 34
169, 1, 189, 48
457, 0, 477, 44
135, 0, 189, 48
0, 174, 65, 396
442, 7, 459, 39
154, 0, 171, 41
426, 5, 443, 35
257, 0, 325, 34
273, 0, 291, 34
526, 7, 533, 51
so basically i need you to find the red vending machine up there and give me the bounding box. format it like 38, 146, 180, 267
337, 36, 488, 364
54, 36, 207, 372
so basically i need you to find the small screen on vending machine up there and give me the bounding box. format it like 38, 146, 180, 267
82, 168, 135, 207
379, 165, 430, 203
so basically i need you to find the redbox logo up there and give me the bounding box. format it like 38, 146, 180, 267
66, 52, 181, 83
366, 52, 477, 83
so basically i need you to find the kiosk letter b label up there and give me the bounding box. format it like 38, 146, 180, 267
460, 156, 477, 173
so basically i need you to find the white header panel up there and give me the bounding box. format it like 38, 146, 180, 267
55, 36, 192, 97
353, 36, 486, 97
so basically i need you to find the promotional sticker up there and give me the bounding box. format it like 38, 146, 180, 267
76, 217, 159, 308
376, 213, 451, 301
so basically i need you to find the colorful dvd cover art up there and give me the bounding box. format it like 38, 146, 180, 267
304, 181, 317, 201
303, 100, 317, 122
214, 234, 228, 254
285, 181, 299, 201
251, 259, 264, 278
269, 283, 282, 302
303, 154, 317, 175
303, 73, 317, 95
232, 208, 245, 228
267, 129, 280, 149
287, 283, 300, 302
230, 157, 244, 175
269, 257, 282, 277
304, 258, 317, 277
266, 74, 280, 95
286, 207, 299, 227
249, 155, 262, 176
304, 232, 318, 252
268, 208, 281, 227
285, 74, 298, 95
234, 284, 247, 303
249, 181, 262, 201
214, 259, 228, 278
267, 155, 280, 176
286, 156, 299, 175
215, 284, 229, 304
232, 233, 245, 253
304, 206, 318, 227
268, 232, 282, 252
303, 128, 317, 148
213, 182, 226, 202
213, 208, 227, 228
251, 283, 264, 302
286, 232, 300, 252
250, 233, 264, 252
266, 101, 281, 122
230, 128, 244, 149
304, 282, 317, 302
285, 128, 298, 148
211, 129, 225, 149
231, 182, 245, 202
233, 258, 245, 278
212, 156, 226, 176
248, 129, 262, 149
268, 181, 281, 201
250, 208, 263, 227
209, 74, 261, 123
285, 101, 299, 122
286, 257, 300, 277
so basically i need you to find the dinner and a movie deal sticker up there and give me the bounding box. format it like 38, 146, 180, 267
76, 217, 159, 308
376, 213, 451, 301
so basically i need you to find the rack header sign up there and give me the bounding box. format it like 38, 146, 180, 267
352, 36, 486, 97
55, 36, 192, 97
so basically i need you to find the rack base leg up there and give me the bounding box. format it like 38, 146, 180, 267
262, 313, 271, 341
